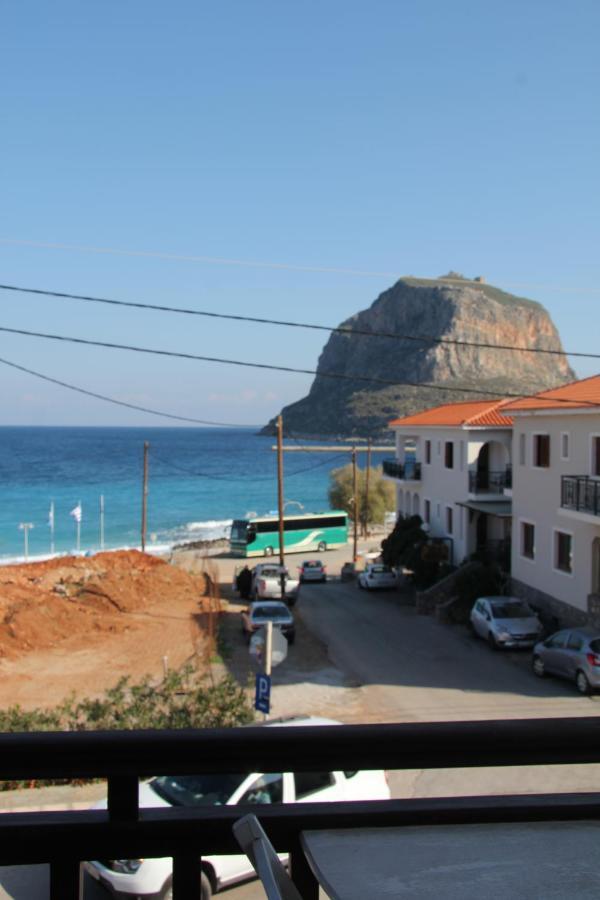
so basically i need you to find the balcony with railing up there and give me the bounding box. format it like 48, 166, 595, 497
382, 459, 422, 481
469, 466, 512, 494
561, 475, 600, 518
3, 718, 600, 899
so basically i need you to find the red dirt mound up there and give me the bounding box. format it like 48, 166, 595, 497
0, 550, 208, 659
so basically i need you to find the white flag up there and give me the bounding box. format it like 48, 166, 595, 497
48, 502, 54, 528
69, 504, 82, 524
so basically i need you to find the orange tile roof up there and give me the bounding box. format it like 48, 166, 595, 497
502, 374, 600, 412
389, 399, 513, 428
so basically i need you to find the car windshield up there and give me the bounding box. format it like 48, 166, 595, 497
252, 605, 289, 619
303, 561, 321, 568
151, 774, 246, 807
372, 565, 391, 574
491, 601, 532, 619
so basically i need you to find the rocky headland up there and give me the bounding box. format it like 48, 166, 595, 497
262, 274, 574, 438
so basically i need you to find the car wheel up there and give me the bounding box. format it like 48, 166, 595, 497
264, 546, 274, 556
488, 632, 499, 651
576, 670, 591, 695
318, 541, 327, 552
532, 655, 546, 678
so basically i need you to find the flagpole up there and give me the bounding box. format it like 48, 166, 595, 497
77, 499, 81, 552
100, 494, 105, 551
49, 501, 55, 555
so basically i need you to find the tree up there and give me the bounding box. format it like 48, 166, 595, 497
328, 464, 395, 530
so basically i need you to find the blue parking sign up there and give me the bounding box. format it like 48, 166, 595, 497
255, 673, 271, 714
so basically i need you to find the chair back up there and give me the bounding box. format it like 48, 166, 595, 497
233, 813, 304, 900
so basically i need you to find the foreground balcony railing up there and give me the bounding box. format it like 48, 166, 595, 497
382, 458, 422, 480
469, 467, 512, 493
2, 719, 600, 899
562, 475, 600, 517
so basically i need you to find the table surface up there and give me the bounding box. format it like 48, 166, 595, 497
301, 820, 600, 899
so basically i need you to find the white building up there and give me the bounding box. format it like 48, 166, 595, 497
502, 375, 600, 624
386, 400, 513, 567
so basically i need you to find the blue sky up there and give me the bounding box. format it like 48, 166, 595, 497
1, 1, 598, 426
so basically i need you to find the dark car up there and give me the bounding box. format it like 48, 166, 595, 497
532, 628, 600, 695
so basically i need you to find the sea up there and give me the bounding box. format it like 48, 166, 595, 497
0, 427, 389, 563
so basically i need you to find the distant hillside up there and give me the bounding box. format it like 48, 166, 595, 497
262, 274, 574, 438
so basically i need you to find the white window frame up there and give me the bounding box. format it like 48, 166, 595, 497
532, 432, 551, 469
423, 498, 431, 525
459, 440, 465, 471
519, 518, 536, 563
437, 440, 441, 457
560, 432, 570, 462
553, 528, 574, 577
424, 440, 432, 466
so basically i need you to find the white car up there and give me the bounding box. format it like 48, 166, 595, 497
250, 564, 300, 605
470, 596, 543, 650
298, 559, 327, 583
84, 717, 390, 899
358, 563, 397, 591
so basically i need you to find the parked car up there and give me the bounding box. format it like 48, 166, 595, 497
84, 716, 391, 900
470, 596, 543, 649
532, 628, 600, 695
358, 563, 397, 591
250, 564, 300, 605
241, 600, 295, 644
298, 559, 327, 583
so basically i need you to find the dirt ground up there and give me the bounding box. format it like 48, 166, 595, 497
0, 550, 215, 710
0, 539, 383, 714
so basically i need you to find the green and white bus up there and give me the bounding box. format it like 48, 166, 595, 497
230, 511, 348, 558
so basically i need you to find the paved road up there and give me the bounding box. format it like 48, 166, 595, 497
297, 576, 600, 723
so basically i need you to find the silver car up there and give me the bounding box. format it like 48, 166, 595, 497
532, 628, 600, 695
470, 596, 543, 650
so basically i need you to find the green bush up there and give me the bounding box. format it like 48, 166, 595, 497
0, 667, 254, 791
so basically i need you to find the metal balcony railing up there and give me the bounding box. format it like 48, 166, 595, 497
561, 475, 600, 517
469, 468, 512, 493
382, 459, 422, 481
3, 719, 600, 899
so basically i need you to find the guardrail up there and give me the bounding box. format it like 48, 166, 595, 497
4, 720, 600, 898
469, 468, 512, 493
562, 475, 600, 517
382, 459, 422, 480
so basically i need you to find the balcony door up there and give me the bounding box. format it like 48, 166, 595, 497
477, 444, 490, 490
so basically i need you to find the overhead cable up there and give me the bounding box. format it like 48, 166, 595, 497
0, 323, 596, 407
0, 355, 251, 427
0, 282, 597, 360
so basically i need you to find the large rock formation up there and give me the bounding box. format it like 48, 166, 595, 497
262, 275, 574, 438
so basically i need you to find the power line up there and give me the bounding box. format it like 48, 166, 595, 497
150, 447, 348, 481
1, 282, 597, 360
0, 355, 252, 428
1, 322, 596, 407
1, 238, 599, 295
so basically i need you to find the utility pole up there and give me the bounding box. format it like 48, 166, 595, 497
141, 441, 149, 553
352, 447, 358, 563
363, 437, 372, 537
19, 522, 34, 561
277, 415, 285, 600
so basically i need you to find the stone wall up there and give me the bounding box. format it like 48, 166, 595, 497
509, 577, 588, 631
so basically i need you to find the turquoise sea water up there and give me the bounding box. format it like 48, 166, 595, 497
0, 427, 386, 561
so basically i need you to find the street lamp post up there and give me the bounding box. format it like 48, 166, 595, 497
18, 522, 34, 561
